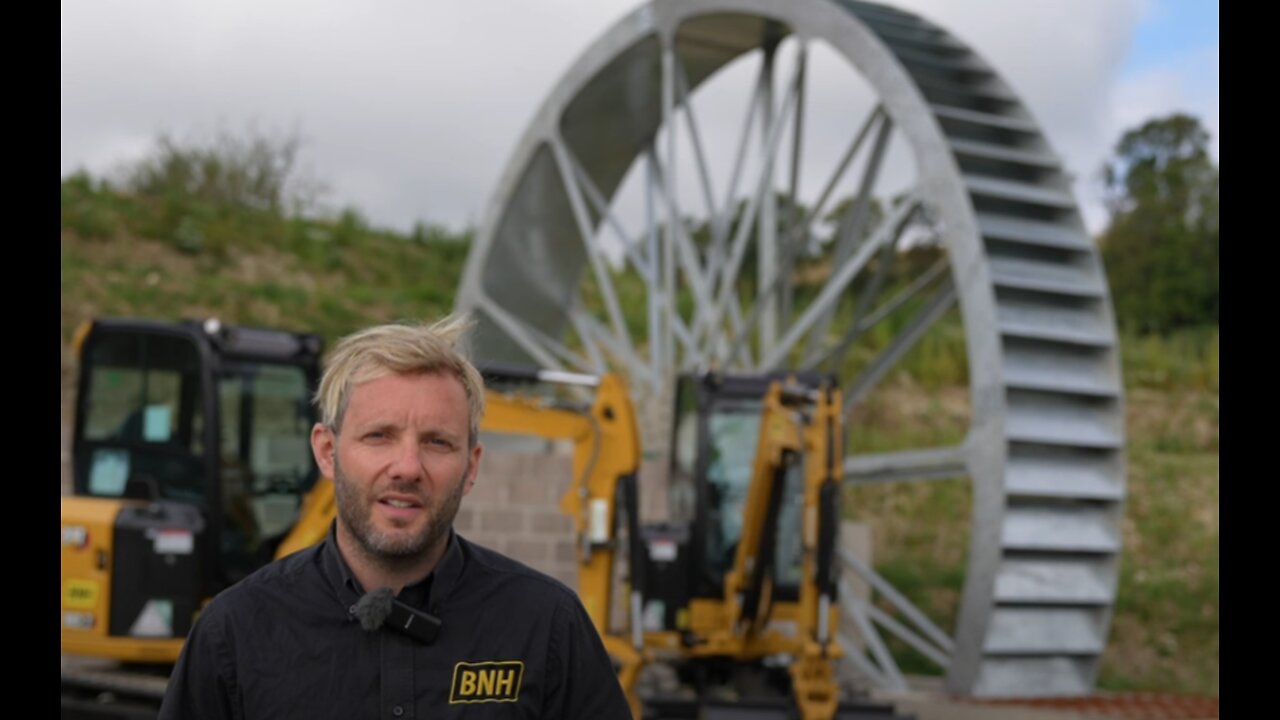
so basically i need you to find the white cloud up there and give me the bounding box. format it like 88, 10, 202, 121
62, 0, 1211, 237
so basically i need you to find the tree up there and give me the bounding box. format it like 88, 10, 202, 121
1099, 114, 1219, 333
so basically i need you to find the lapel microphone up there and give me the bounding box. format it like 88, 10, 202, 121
351, 588, 443, 645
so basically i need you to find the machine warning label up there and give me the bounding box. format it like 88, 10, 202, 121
64, 579, 99, 609
449, 660, 524, 704
152, 529, 194, 555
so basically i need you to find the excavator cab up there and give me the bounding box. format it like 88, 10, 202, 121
645, 374, 814, 632
679, 374, 813, 598
624, 371, 851, 719
61, 318, 322, 661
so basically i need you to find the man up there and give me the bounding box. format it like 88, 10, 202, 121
160, 317, 631, 719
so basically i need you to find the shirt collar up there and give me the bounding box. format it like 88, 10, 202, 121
319, 522, 466, 612
426, 529, 466, 610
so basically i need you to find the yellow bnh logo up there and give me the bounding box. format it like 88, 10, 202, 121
449, 660, 524, 704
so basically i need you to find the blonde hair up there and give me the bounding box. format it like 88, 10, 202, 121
316, 315, 486, 445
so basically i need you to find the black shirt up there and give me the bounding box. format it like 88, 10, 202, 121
159, 528, 630, 719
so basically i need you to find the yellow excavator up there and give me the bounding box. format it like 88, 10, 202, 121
61, 318, 900, 719
61, 318, 325, 666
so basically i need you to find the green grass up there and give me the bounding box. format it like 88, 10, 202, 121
1097, 387, 1218, 694
1121, 327, 1219, 393
59, 174, 469, 350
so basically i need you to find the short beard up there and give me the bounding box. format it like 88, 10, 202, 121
333, 454, 467, 566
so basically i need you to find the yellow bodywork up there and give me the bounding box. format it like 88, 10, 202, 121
652, 380, 845, 720
60, 496, 186, 662
274, 470, 336, 558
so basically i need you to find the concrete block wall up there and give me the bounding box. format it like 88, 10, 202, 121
455, 451, 579, 588
838, 520, 873, 655
458, 449, 672, 588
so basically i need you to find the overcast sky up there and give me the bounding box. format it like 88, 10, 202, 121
61, 0, 1219, 235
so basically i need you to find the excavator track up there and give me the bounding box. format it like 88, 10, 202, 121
61, 656, 167, 720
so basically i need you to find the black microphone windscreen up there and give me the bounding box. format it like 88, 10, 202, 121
352, 587, 394, 630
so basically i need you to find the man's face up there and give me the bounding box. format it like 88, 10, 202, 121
312, 371, 482, 562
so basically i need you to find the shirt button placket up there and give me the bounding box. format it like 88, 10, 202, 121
382, 631, 416, 719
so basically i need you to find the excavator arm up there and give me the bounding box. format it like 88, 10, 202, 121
680, 375, 846, 720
